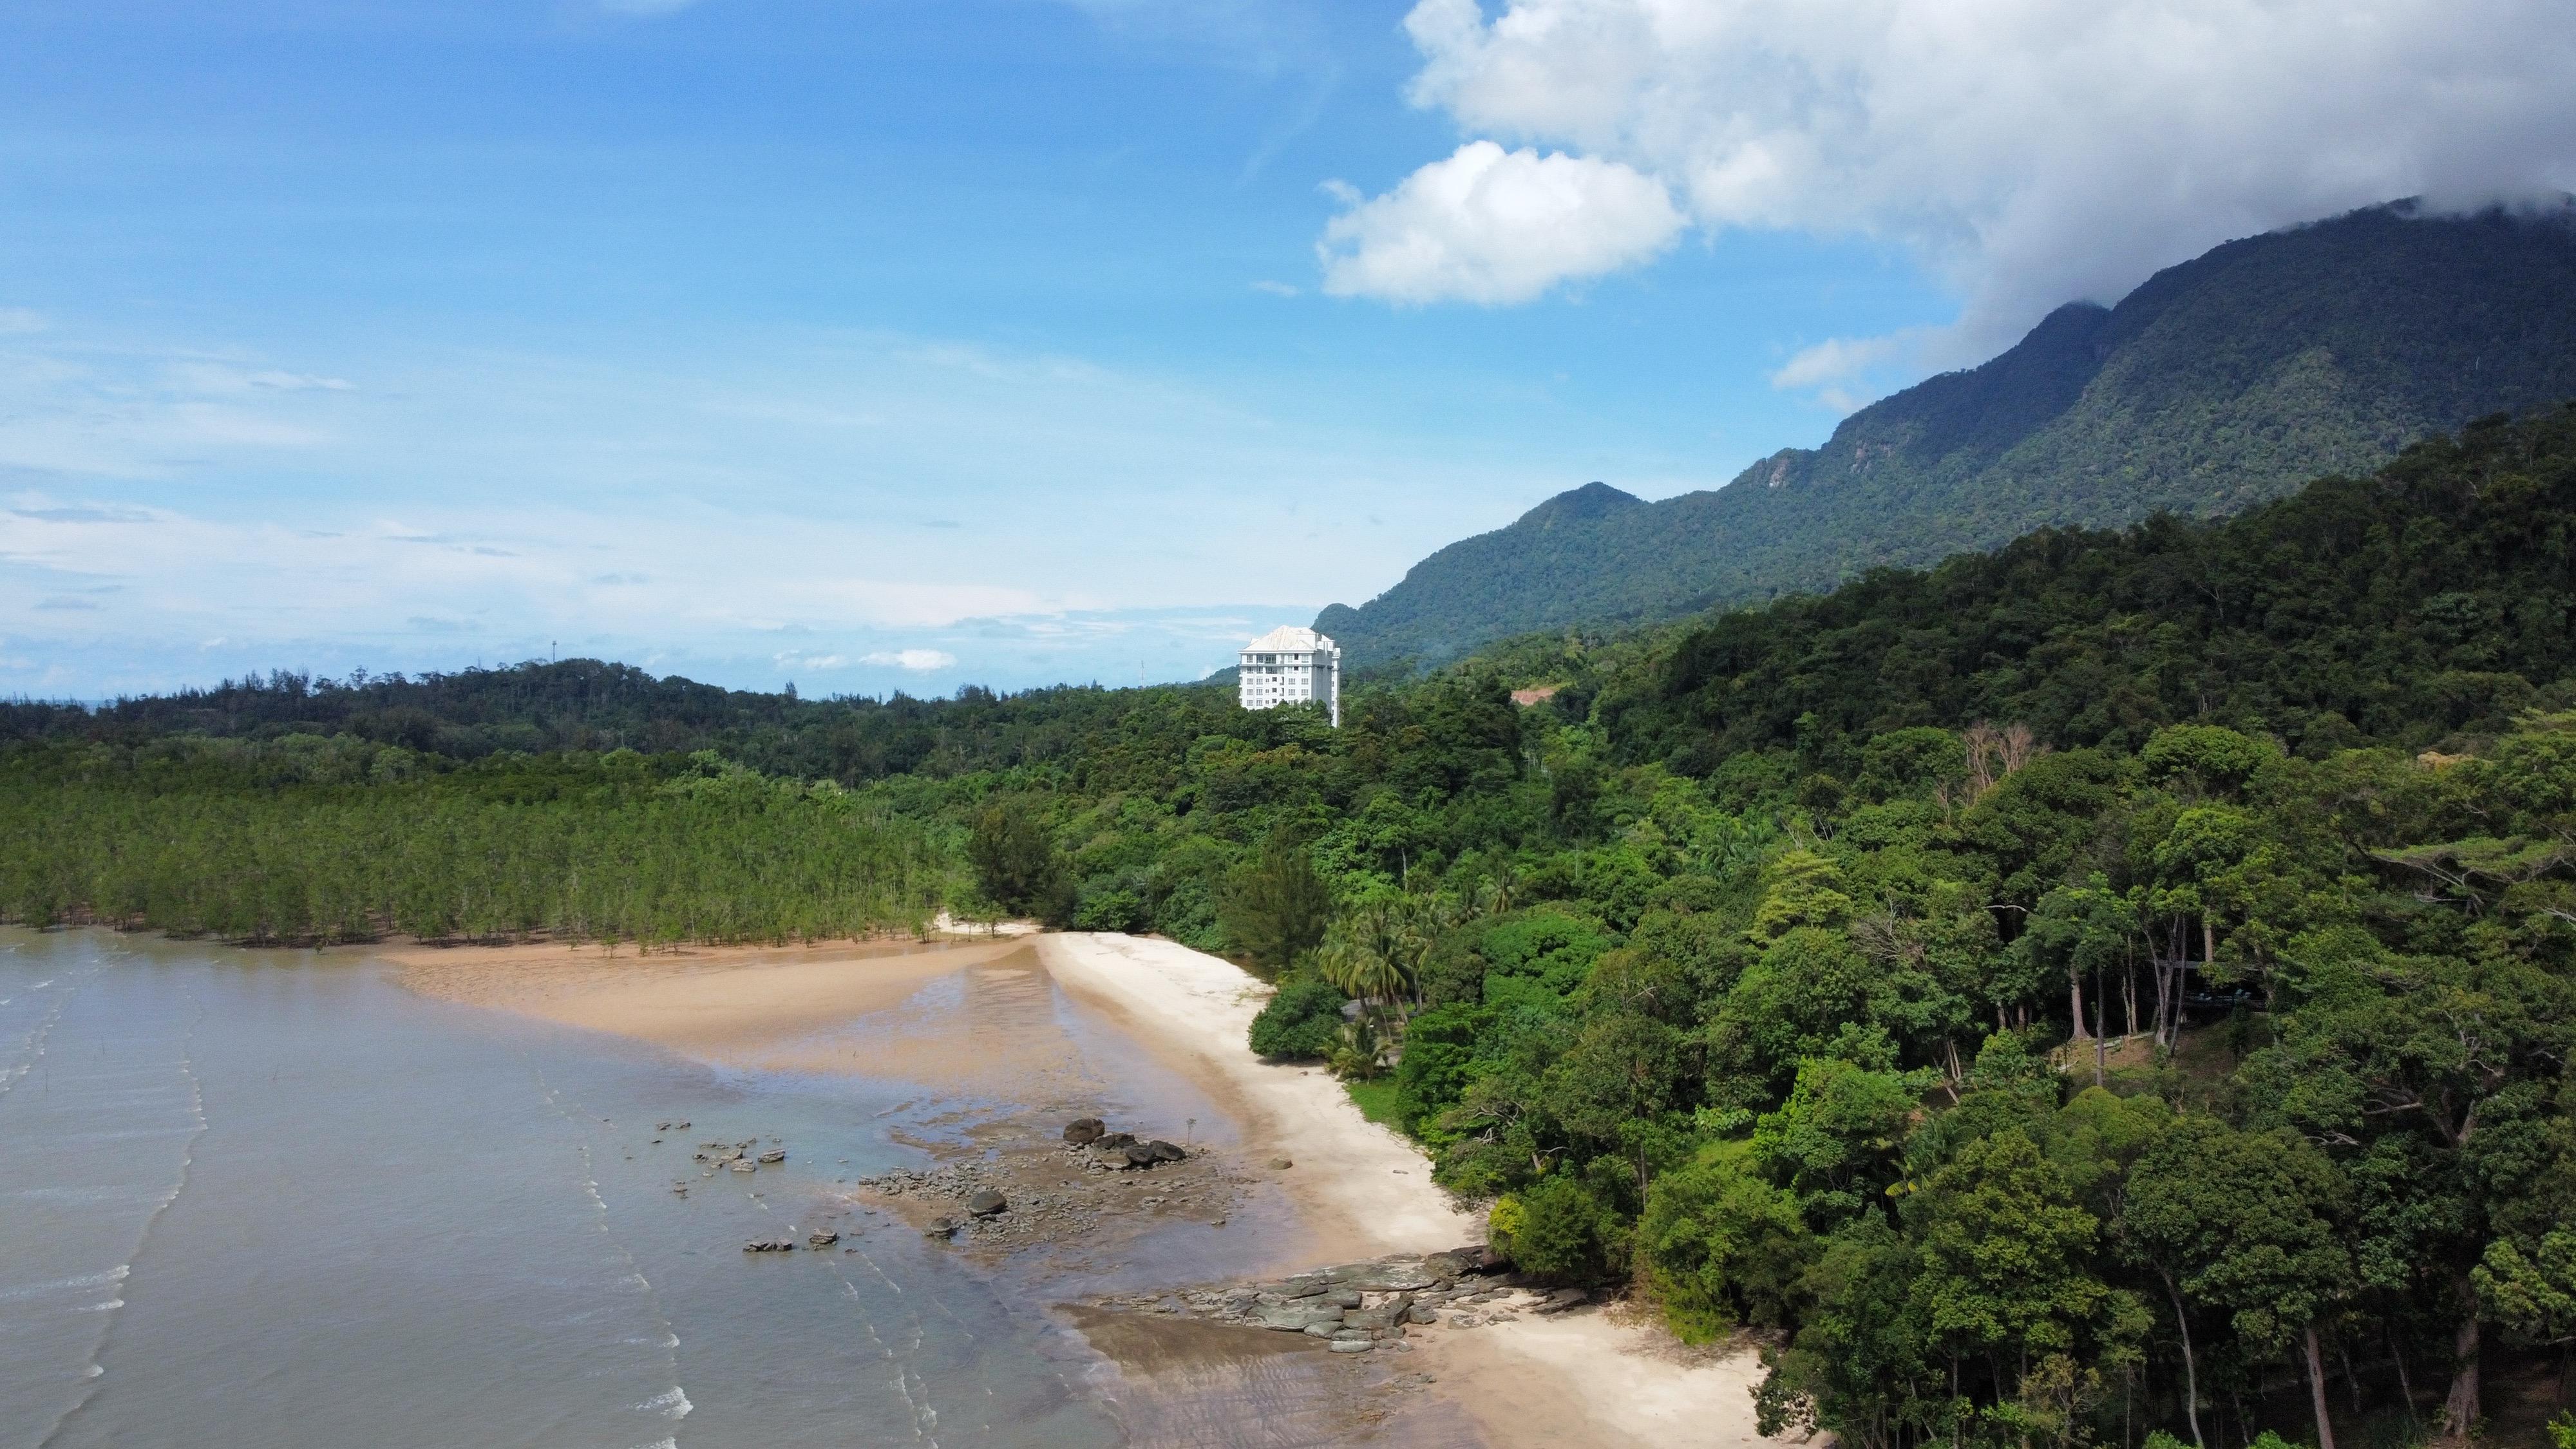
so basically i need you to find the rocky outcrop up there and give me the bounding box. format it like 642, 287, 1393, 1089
1079, 1248, 1544, 1356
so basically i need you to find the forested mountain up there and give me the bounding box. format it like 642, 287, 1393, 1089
1319, 199, 2576, 667
8, 410, 2576, 1444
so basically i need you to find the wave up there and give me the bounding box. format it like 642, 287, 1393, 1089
0, 1265, 130, 1303
634, 1387, 692, 1420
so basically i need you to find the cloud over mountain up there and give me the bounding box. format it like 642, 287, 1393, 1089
1331, 0, 2576, 391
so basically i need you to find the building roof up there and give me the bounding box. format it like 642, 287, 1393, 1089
1241, 625, 1336, 654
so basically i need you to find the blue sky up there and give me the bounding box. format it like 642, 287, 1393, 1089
5, 0, 2570, 699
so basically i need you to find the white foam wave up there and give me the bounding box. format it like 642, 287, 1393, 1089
623, 1439, 677, 1449
79, 1300, 125, 1312
0, 1265, 130, 1302
634, 1387, 692, 1419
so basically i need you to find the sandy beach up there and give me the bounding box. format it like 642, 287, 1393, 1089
388, 929, 1785, 1449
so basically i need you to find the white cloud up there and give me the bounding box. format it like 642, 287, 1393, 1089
1319, 140, 1685, 303
860, 649, 959, 672
1373, 0, 2576, 386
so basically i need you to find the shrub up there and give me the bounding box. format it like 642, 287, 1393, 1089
1247, 971, 1345, 1061
1072, 887, 1146, 933
1495, 1171, 1615, 1283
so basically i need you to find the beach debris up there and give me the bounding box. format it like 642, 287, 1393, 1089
965, 1188, 1009, 1217
743, 1236, 796, 1253
757, 1148, 786, 1164
1062, 1117, 1106, 1146
807, 1229, 839, 1247
1267, 1157, 1293, 1170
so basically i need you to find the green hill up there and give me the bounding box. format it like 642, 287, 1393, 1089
1318, 199, 2576, 666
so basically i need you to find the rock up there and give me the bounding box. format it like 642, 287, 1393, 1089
1327, 1289, 1364, 1309
808, 1229, 839, 1247
1329, 1340, 1374, 1353
1407, 1303, 1443, 1325
924, 1217, 959, 1238
1256, 1303, 1346, 1332
1122, 1144, 1160, 1168
728, 1159, 757, 1173
1146, 1140, 1186, 1162
1097, 1132, 1137, 1150
757, 1148, 786, 1164
743, 1236, 795, 1252
966, 1188, 1009, 1217
1531, 1287, 1589, 1315
1062, 1117, 1106, 1145
1267, 1157, 1294, 1170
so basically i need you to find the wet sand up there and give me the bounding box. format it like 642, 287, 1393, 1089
386, 929, 1788, 1449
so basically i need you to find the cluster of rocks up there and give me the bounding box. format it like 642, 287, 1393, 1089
1083, 1249, 1580, 1354
689, 1137, 788, 1177
853, 1115, 1238, 1251
743, 1226, 846, 1253
1061, 1116, 1189, 1169
857, 1159, 1099, 1245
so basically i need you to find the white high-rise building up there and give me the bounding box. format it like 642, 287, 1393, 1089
1238, 625, 1340, 726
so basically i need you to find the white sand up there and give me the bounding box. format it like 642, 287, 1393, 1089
1038, 932, 1479, 1255
1415, 1305, 1785, 1449
1041, 933, 1794, 1449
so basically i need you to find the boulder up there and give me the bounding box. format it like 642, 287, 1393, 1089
757, 1148, 787, 1164
924, 1217, 958, 1238
1122, 1144, 1160, 1168
808, 1229, 839, 1247
1531, 1287, 1589, 1315
1407, 1302, 1443, 1325
1062, 1117, 1106, 1146
727, 1159, 757, 1173
1097, 1132, 1137, 1150
1146, 1140, 1186, 1162
1329, 1339, 1374, 1353
966, 1188, 1009, 1217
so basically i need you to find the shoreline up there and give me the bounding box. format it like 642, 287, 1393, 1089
382, 928, 1787, 1449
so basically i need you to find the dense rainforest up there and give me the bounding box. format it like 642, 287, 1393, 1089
6, 408, 2576, 1446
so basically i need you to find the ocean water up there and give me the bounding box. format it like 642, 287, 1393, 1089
0, 929, 1124, 1449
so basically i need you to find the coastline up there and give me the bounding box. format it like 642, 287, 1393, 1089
384, 929, 1787, 1449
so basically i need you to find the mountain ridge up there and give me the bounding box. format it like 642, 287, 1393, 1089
1318, 198, 2576, 666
